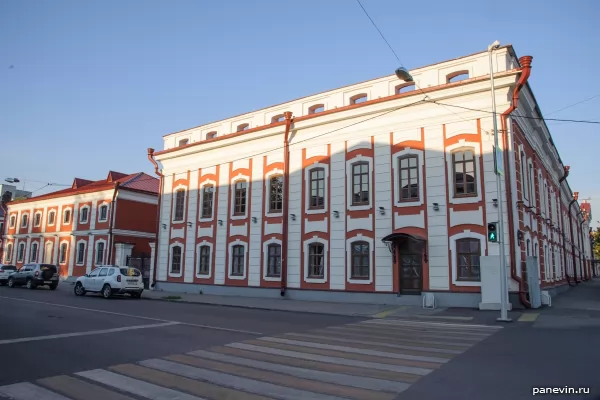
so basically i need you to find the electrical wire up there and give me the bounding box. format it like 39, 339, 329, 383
355, 0, 402, 66
546, 93, 600, 116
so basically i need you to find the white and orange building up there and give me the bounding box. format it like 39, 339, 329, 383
148, 45, 593, 307
1, 171, 159, 280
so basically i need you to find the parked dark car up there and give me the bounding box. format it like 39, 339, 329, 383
7, 264, 59, 290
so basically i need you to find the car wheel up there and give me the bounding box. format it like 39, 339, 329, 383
49, 283, 58, 290
101, 284, 112, 299
74, 282, 86, 296
7, 278, 15, 288
26, 279, 36, 290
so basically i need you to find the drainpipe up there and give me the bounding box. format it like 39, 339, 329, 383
579, 216, 587, 280
568, 192, 579, 284
106, 182, 120, 265
280, 111, 293, 297
148, 148, 164, 288
558, 166, 573, 285
500, 55, 532, 308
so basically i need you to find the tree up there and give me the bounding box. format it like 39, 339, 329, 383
591, 227, 600, 260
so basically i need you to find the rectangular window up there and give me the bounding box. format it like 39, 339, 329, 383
231, 245, 244, 276
96, 242, 104, 264
5, 244, 12, 262
399, 156, 419, 202
456, 238, 481, 281
30, 243, 38, 262
234, 181, 247, 215
21, 214, 28, 228
269, 175, 283, 213
64, 210, 71, 224
453, 149, 477, 197
59, 243, 67, 264
99, 205, 108, 221
351, 241, 370, 279
48, 211, 55, 225
174, 190, 185, 221
528, 164, 535, 203
80, 208, 89, 223
521, 153, 528, 201
201, 185, 214, 218
34, 213, 41, 227
17, 243, 25, 262
77, 243, 85, 264
308, 243, 324, 278
352, 162, 369, 205
309, 168, 325, 209
198, 245, 210, 275
171, 246, 182, 273
267, 244, 281, 277
10, 216, 15, 228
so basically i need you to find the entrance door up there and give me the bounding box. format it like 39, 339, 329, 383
44, 242, 53, 264
400, 254, 422, 294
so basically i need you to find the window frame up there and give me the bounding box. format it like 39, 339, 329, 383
266, 243, 282, 278
452, 148, 478, 198
98, 204, 109, 222
351, 161, 370, 206
33, 212, 42, 227
201, 184, 214, 219
10, 215, 16, 228
398, 155, 420, 202
268, 174, 283, 214
197, 245, 211, 276
350, 241, 370, 280
79, 206, 90, 224
30, 242, 38, 262
233, 179, 247, 217
349, 93, 368, 105
521, 152, 529, 202
271, 114, 286, 123
308, 167, 325, 210
63, 209, 72, 224
76, 241, 86, 265
308, 104, 325, 114
395, 83, 415, 94
307, 243, 325, 279
236, 123, 250, 132
96, 241, 105, 265
206, 131, 217, 140
447, 70, 469, 83
231, 244, 245, 277
59, 242, 68, 264
178, 138, 189, 147
170, 245, 182, 274
47, 210, 56, 226
455, 238, 481, 282
173, 189, 186, 222
21, 214, 28, 228
5, 243, 12, 263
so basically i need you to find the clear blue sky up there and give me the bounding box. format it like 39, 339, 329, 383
1, 0, 599, 223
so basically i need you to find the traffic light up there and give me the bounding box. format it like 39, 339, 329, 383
487, 222, 498, 242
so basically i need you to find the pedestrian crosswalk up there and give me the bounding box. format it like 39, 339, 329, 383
0, 318, 502, 400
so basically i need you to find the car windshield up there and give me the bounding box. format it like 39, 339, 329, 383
2, 266, 16, 271
120, 268, 141, 277
40, 264, 58, 273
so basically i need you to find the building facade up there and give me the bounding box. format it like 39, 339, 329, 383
149, 45, 593, 307
2, 171, 159, 279
0, 184, 32, 201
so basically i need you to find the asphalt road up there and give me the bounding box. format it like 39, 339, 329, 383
0, 282, 363, 386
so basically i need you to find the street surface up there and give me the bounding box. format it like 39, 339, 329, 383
0, 282, 599, 399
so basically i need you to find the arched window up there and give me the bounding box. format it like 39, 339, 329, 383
236, 123, 250, 132
76, 242, 86, 264
33, 213, 41, 227
271, 114, 286, 123
178, 139, 189, 147
351, 241, 370, 279
447, 70, 469, 83
171, 246, 182, 273
79, 207, 89, 223
96, 242, 105, 264
206, 131, 217, 139
59, 243, 68, 264
198, 245, 210, 275
10, 215, 16, 228
48, 211, 56, 225
174, 189, 186, 221
395, 83, 415, 94
234, 180, 247, 215
17, 242, 25, 262
99, 205, 109, 222
30, 243, 38, 262
350, 93, 368, 105
398, 155, 419, 201
267, 243, 281, 277
452, 148, 477, 197
21, 214, 28, 228
5, 243, 12, 262
456, 238, 481, 281
308, 104, 325, 114
63, 210, 71, 224
231, 245, 244, 276
269, 175, 283, 213
308, 243, 324, 278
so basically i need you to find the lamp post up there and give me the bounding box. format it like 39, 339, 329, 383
489, 40, 511, 322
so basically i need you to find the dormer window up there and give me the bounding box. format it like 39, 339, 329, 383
308, 104, 325, 114
237, 123, 250, 132
396, 83, 415, 94
178, 139, 189, 147
447, 70, 469, 83
206, 131, 217, 139
350, 94, 368, 105
271, 114, 286, 123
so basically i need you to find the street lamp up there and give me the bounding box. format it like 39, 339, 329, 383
395, 67, 414, 82
4, 178, 20, 183
489, 40, 511, 322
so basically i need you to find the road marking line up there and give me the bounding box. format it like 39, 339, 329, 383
372, 307, 405, 318
227, 343, 432, 375
139, 358, 347, 400
0, 322, 180, 345
38, 375, 136, 400
76, 369, 204, 400
363, 319, 502, 330
517, 313, 540, 322
0, 295, 263, 335
0, 382, 71, 400
410, 315, 474, 321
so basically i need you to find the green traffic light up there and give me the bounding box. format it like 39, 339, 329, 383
489, 232, 496, 241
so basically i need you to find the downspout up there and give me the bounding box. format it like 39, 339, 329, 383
148, 148, 164, 288
106, 182, 120, 265
568, 192, 579, 284
500, 55, 532, 308
558, 166, 573, 285
579, 215, 587, 280
280, 111, 293, 297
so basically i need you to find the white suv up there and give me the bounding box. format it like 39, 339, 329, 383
74, 265, 144, 299
0, 264, 18, 285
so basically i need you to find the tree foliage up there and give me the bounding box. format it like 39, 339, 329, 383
591, 227, 600, 260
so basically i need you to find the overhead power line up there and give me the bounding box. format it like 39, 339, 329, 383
355, 0, 402, 66
546, 93, 600, 116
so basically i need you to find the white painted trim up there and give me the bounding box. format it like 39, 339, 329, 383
47, 210, 56, 226
264, 169, 284, 217
346, 155, 373, 211
392, 148, 424, 207
62, 207, 73, 225
33, 211, 42, 227
5, 190, 114, 212
4, 243, 13, 263
227, 239, 248, 280
171, 184, 188, 224
168, 241, 184, 278
303, 236, 328, 283
9, 214, 16, 228
195, 240, 213, 278
59, 240, 69, 265
198, 179, 217, 222
43, 240, 53, 264
450, 230, 487, 287
21, 212, 29, 229
17, 242, 25, 262
230, 174, 250, 220
262, 237, 282, 281
97, 203, 110, 223
445, 140, 482, 205
5, 229, 155, 240
29, 241, 40, 263
117, 189, 158, 205
79, 205, 90, 224
304, 163, 329, 215
75, 239, 87, 266
346, 234, 374, 284
94, 239, 107, 266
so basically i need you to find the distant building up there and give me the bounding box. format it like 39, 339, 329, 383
0, 184, 32, 201
2, 171, 159, 281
